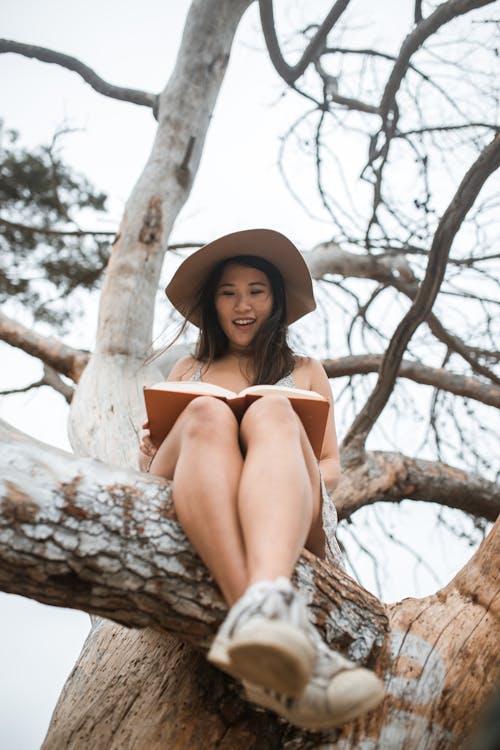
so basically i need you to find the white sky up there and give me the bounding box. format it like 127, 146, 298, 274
0, 1, 493, 747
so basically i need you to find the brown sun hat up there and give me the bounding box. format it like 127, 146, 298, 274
165, 228, 316, 326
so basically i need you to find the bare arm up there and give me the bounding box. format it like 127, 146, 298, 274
307, 358, 341, 493
138, 356, 198, 470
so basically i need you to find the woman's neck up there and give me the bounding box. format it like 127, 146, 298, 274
224, 350, 254, 381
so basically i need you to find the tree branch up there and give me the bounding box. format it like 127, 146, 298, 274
342, 133, 500, 465
447, 516, 499, 600
258, 0, 351, 85
365, 0, 496, 233
0, 217, 116, 238
322, 354, 500, 408
0, 39, 158, 114
0, 364, 74, 403
0, 310, 89, 382
313, 57, 378, 114
335, 450, 499, 522
379, 0, 495, 125
0, 424, 388, 665
306, 241, 412, 283
414, 0, 423, 24
307, 242, 500, 384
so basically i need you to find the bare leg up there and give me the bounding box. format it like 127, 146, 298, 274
149, 397, 248, 605
238, 396, 322, 585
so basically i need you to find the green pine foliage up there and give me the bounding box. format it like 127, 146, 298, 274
0, 125, 110, 329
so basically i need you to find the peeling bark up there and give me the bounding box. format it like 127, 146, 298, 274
0, 431, 387, 661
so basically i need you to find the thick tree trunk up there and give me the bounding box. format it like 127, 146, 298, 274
40, 0, 257, 747
67, 0, 253, 466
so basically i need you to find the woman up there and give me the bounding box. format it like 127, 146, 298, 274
139, 229, 384, 729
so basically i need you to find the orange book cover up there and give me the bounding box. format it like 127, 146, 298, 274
144, 382, 330, 460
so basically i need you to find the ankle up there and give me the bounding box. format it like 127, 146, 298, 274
239, 577, 295, 605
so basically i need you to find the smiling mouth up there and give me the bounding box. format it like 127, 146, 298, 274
233, 318, 256, 328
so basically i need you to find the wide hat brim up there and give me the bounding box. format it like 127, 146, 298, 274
165, 228, 316, 326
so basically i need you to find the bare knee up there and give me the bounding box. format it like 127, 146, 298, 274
240, 395, 301, 443
182, 396, 238, 444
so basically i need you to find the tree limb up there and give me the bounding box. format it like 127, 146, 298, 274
307, 242, 500, 384
414, 0, 423, 24
0, 39, 158, 114
258, 0, 351, 85
0, 364, 74, 403
0, 217, 116, 238
342, 134, 500, 465
89, 0, 253, 361
0, 310, 89, 382
0, 424, 388, 665
336, 451, 499, 522
379, 0, 495, 126
306, 240, 412, 283
322, 354, 500, 408
366, 0, 495, 235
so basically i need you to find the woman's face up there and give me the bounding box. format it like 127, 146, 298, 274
214, 262, 274, 352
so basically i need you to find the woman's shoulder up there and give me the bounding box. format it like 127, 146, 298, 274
167, 355, 202, 382
292, 355, 326, 388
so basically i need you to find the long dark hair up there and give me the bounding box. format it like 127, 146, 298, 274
193, 255, 296, 385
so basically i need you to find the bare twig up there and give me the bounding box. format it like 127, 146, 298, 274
342, 133, 500, 465
0, 217, 116, 237
379, 0, 495, 126
0, 39, 158, 114
258, 0, 351, 85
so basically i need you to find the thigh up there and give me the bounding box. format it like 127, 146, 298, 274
241, 401, 325, 556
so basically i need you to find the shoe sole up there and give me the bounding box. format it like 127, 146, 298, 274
207, 637, 242, 680
245, 668, 385, 730
227, 618, 315, 696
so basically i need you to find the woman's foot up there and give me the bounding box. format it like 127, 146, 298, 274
208, 583, 385, 730
244, 635, 385, 730
208, 577, 315, 696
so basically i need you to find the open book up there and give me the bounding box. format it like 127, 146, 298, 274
144, 381, 330, 459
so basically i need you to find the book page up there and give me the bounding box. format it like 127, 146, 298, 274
146, 380, 237, 398
240, 384, 326, 402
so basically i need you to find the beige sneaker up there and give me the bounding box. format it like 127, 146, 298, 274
244, 648, 385, 730
210, 588, 385, 730
208, 577, 316, 696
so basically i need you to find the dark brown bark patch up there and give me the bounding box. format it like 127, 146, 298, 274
2, 483, 39, 523
138, 196, 163, 245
